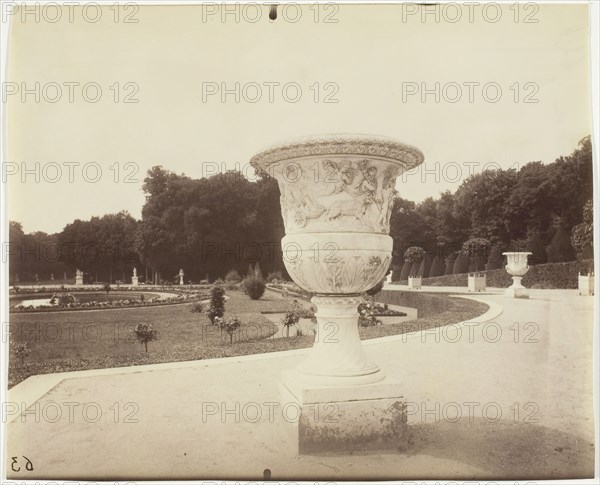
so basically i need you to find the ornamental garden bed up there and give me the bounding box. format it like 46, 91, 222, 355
9, 290, 208, 313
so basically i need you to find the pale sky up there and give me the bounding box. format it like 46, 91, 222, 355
6, 3, 591, 234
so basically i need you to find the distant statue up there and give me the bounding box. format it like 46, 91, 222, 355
179, 268, 184, 285
75, 269, 84, 285
50, 273, 54, 280
76, 269, 83, 277
131, 266, 139, 286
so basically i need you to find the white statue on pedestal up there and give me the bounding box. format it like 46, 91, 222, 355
75, 268, 84, 285
179, 268, 184, 285
132, 267, 139, 286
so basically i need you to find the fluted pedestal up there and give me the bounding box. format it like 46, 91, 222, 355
280, 295, 407, 453
505, 276, 529, 299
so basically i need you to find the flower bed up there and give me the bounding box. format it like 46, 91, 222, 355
9, 284, 211, 295
9, 290, 209, 313
266, 282, 313, 300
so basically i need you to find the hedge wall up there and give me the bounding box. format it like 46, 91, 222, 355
377, 290, 454, 318
421, 259, 593, 289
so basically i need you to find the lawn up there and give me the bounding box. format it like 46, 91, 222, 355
8, 289, 298, 388
8, 289, 488, 388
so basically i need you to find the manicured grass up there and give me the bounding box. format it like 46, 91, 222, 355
8, 290, 488, 389
8, 290, 299, 388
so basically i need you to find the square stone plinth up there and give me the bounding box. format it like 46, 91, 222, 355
505, 287, 529, 299
279, 373, 407, 454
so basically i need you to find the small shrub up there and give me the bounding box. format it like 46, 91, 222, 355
11, 342, 30, 365
225, 270, 242, 283
243, 275, 266, 300
281, 301, 302, 337
217, 316, 241, 344
189, 301, 204, 319
266, 271, 283, 283
132, 323, 158, 353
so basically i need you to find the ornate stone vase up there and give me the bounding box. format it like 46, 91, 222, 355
503, 251, 532, 298
251, 134, 424, 387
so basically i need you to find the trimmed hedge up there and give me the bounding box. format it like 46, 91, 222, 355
422, 259, 593, 289
377, 290, 453, 318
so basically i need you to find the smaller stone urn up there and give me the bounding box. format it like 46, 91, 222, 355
503, 252, 531, 298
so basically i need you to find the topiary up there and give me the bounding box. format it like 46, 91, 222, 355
485, 245, 504, 270
404, 246, 425, 277
243, 275, 266, 300
206, 283, 225, 324
399, 261, 412, 281
453, 251, 470, 274
525, 229, 548, 265
547, 225, 576, 263
418, 253, 434, 278
462, 238, 490, 273
445, 252, 457, 275
429, 255, 446, 277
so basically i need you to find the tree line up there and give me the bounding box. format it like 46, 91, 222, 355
8, 136, 593, 284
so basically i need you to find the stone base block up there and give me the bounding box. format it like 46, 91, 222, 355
280, 372, 408, 454
505, 287, 529, 299
131, 276, 139, 286
75, 276, 83, 285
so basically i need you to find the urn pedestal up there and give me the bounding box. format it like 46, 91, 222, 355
131, 276, 139, 286
75, 275, 83, 286
251, 134, 424, 453
503, 252, 531, 299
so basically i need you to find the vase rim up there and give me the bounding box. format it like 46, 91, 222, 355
502, 252, 532, 255
250, 133, 424, 171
